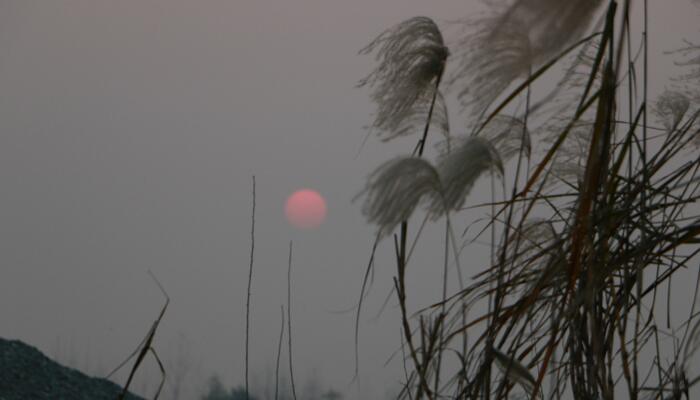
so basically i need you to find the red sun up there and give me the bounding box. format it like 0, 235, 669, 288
285, 189, 327, 229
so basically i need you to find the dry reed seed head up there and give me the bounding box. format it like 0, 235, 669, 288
504, 219, 558, 259
529, 36, 604, 118
672, 43, 700, 104
451, 0, 603, 117
451, 16, 533, 118
360, 157, 442, 237
676, 41, 700, 72
478, 115, 532, 161
653, 90, 691, 131
533, 37, 604, 188
544, 121, 593, 187
431, 136, 504, 216
359, 17, 449, 136
507, 0, 603, 57
388, 90, 451, 143
667, 43, 700, 144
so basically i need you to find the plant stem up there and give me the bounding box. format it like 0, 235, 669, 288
287, 241, 298, 400
245, 175, 256, 400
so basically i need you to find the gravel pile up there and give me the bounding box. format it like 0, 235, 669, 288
0, 337, 144, 400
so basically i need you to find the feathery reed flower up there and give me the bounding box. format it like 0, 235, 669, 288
653, 90, 691, 131
389, 90, 451, 144
478, 115, 531, 161
548, 121, 593, 187
360, 157, 442, 237
675, 41, 700, 93
431, 136, 503, 215
505, 219, 558, 261
359, 17, 449, 139
451, 0, 603, 118
450, 15, 532, 119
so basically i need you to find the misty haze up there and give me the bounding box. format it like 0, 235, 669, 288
2, 1, 700, 399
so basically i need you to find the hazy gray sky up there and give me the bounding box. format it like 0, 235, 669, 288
1, 1, 699, 399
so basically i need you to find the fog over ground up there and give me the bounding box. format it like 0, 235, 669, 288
1, 1, 699, 399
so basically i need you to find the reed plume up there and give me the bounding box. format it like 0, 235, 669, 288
359, 17, 449, 140
431, 136, 503, 214
389, 90, 451, 145
451, 0, 603, 118
653, 90, 691, 131
359, 157, 441, 237
478, 115, 531, 162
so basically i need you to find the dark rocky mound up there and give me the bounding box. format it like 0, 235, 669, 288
0, 338, 144, 400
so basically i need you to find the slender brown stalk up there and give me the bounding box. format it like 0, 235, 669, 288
275, 305, 285, 400
287, 241, 298, 400
245, 176, 255, 400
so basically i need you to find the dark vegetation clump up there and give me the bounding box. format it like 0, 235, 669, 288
0, 338, 144, 400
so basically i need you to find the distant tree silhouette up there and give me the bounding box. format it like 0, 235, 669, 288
201, 376, 258, 400
200, 373, 343, 400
